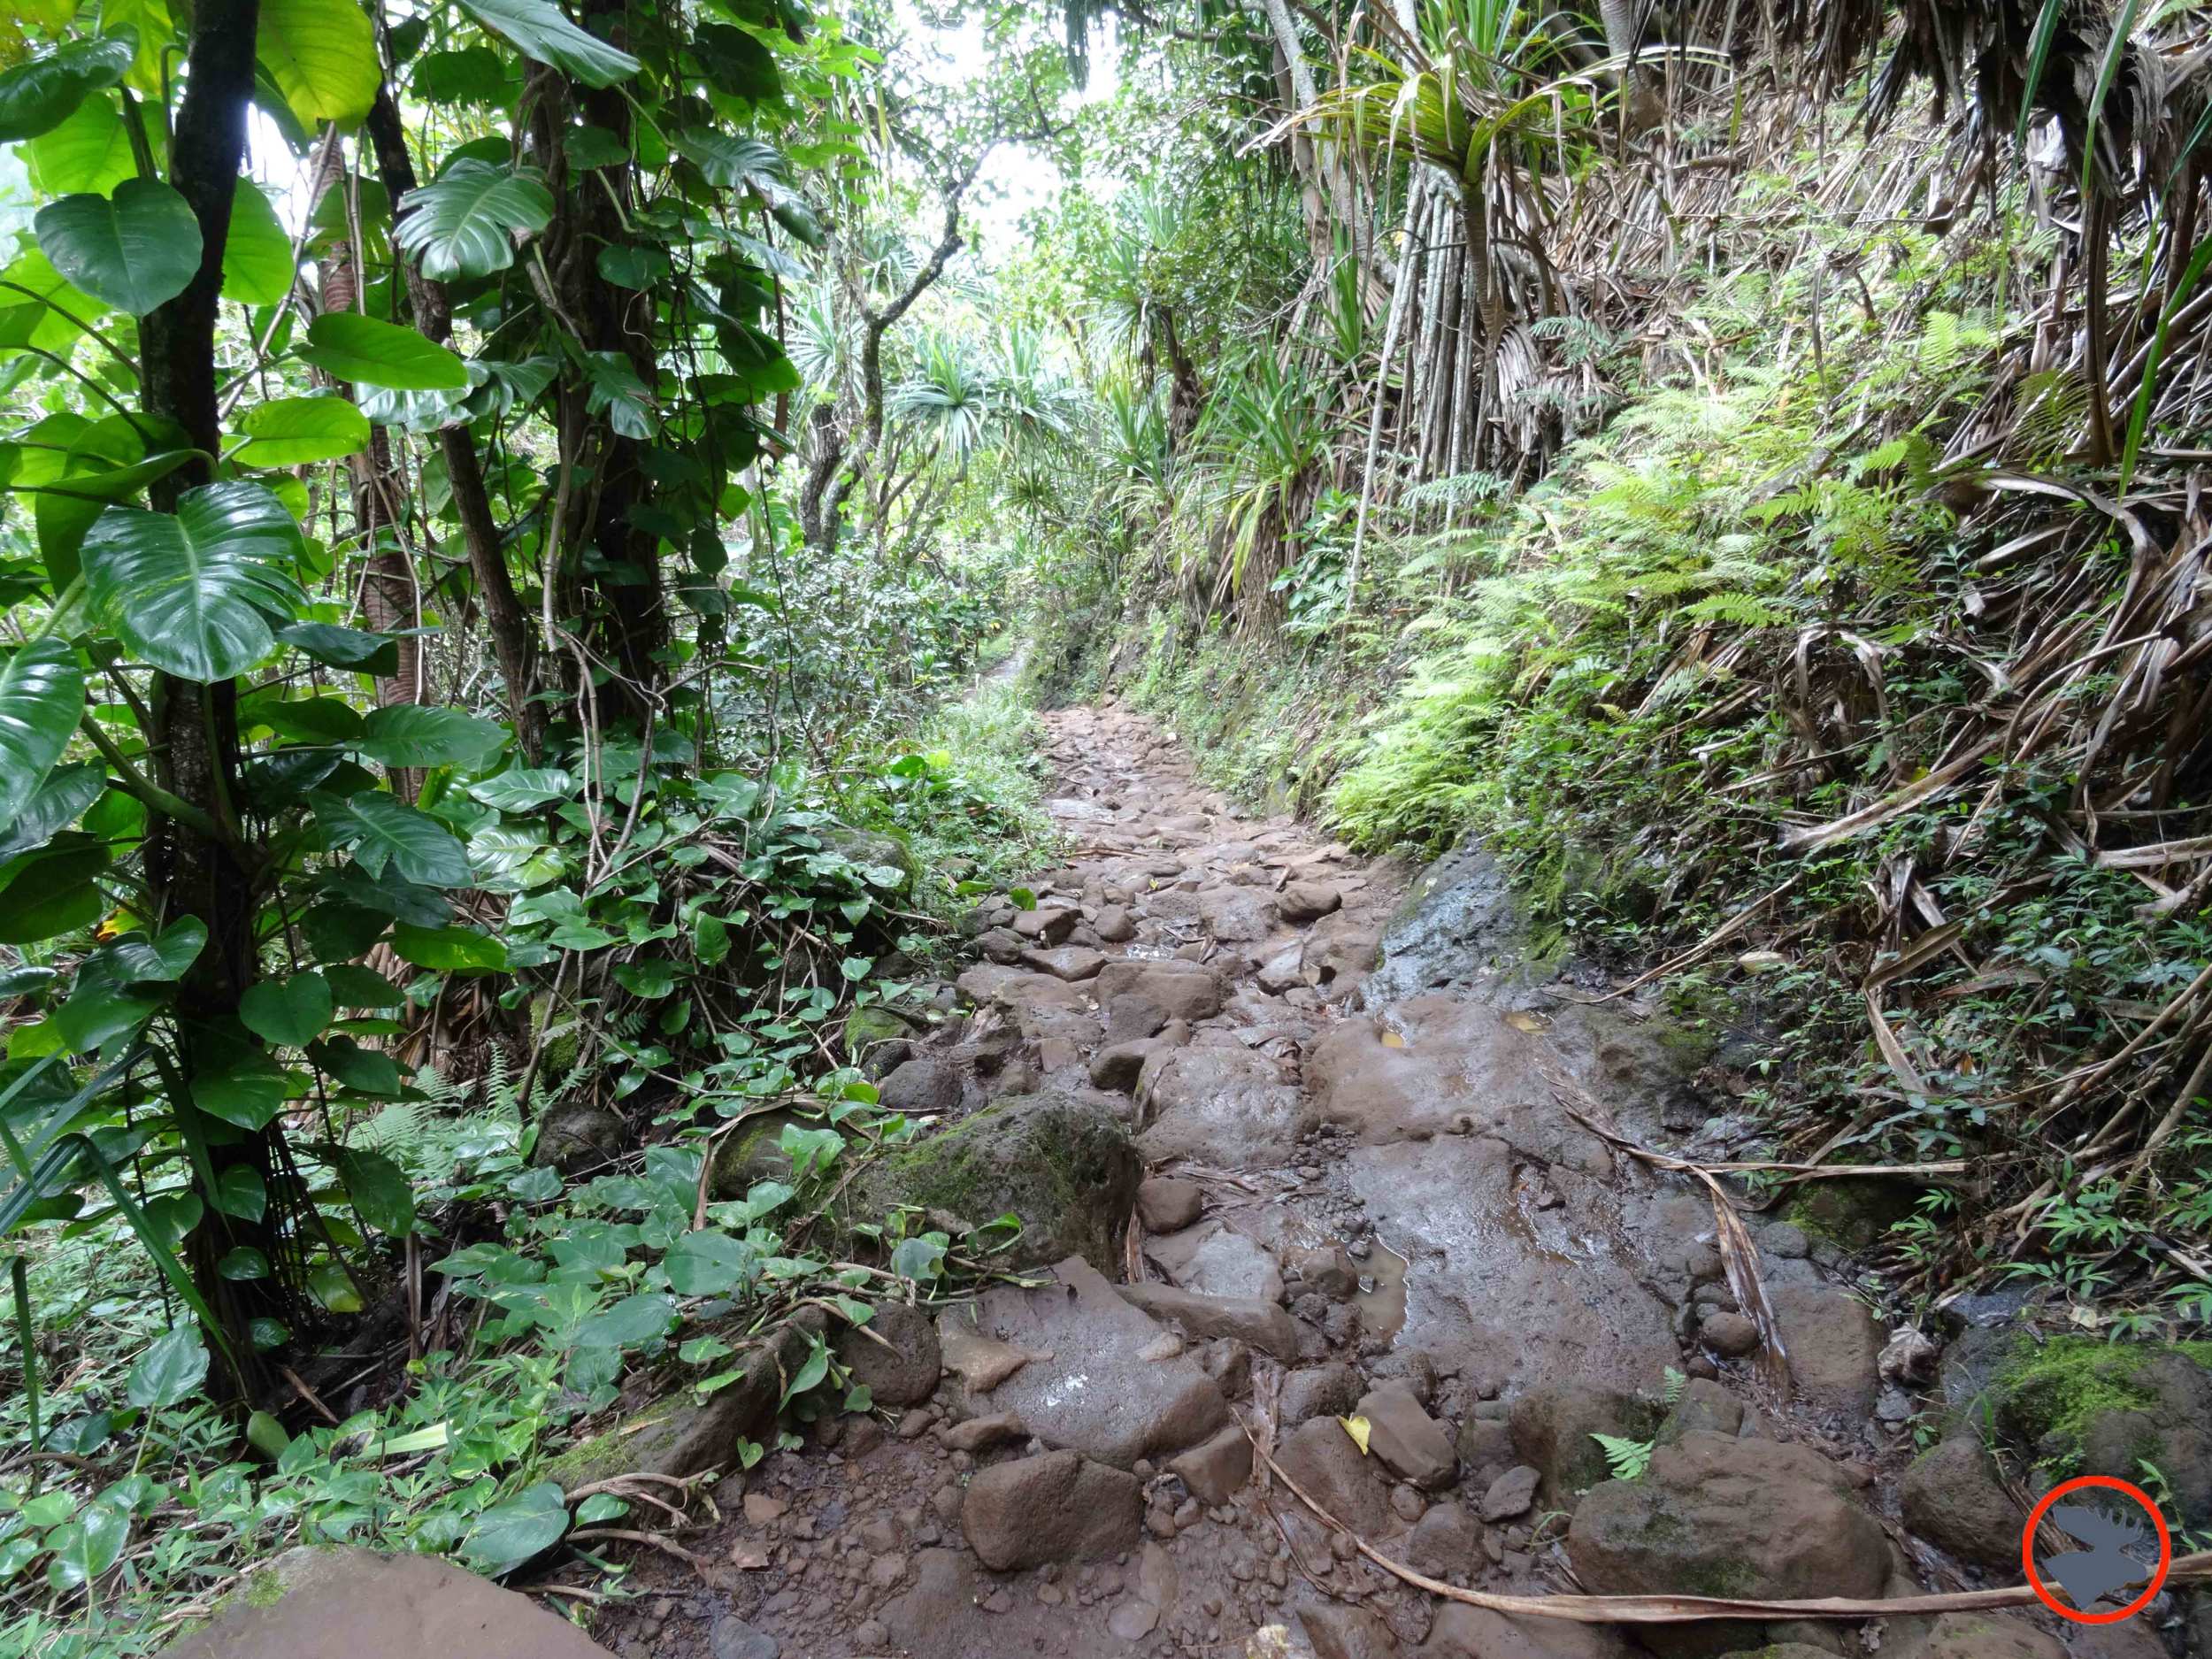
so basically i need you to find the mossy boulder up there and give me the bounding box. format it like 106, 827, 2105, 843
821, 825, 920, 897
1783, 1179, 1922, 1249
1567, 1431, 1887, 1656
707, 1109, 805, 1197
843, 1003, 918, 1067
1991, 1336, 2212, 1525
528, 1098, 626, 1171
851, 1089, 1140, 1271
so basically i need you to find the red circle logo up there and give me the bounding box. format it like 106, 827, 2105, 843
2021, 1475, 2171, 1624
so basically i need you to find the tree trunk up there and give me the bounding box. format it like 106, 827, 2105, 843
363, 88, 547, 760
139, 0, 290, 1395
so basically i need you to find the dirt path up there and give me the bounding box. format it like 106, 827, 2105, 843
595, 699, 2116, 1659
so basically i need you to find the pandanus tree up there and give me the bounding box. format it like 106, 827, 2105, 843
0, 0, 839, 1392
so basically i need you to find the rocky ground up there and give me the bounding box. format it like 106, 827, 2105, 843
573, 699, 2202, 1659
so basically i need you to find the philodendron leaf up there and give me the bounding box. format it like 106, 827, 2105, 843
81, 481, 309, 680
457, 0, 640, 88
394, 159, 553, 280
0, 34, 136, 143
232, 396, 370, 466
459, 1480, 569, 1574
299, 312, 469, 391
0, 638, 85, 823
254, 0, 380, 126
34, 178, 202, 316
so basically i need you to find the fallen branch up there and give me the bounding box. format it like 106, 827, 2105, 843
1246, 1423, 2212, 1622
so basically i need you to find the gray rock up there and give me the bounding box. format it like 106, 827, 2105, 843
877, 1056, 961, 1116
1509, 1384, 1662, 1499
709, 1614, 780, 1659
1479, 1464, 1540, 1521
1142, 1219, 1284, 1302
1699, 1310, 1760, 1358
962, 1256, 1230, 1467
1890, 1614, 2064, 1659
529, 1100, 626, 1171
1405, 1500, 1480, 1578
1657, 1378, 1745, 1444
1280, 1363, 1363, 1426
1417, 1604, 1640, 1659
961, 1450, 1141, 1569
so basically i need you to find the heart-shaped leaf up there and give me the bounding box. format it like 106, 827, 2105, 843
0, 34, 135, 143
342, 793, 472, 887
299, 311, 469, 391
34, 178, 202, 316
239, 970, 333, 1047
395, 159, 553, 280
353, 704, 506, 767
126, 1325, 209, 1409
0, 638, 85, 823
233, 396, 369, 466
221, 179, 294, 305
81, 481, 308, 680
255, 0, 379, 125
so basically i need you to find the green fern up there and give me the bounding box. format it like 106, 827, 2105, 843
1590, 1432, 1655, 1481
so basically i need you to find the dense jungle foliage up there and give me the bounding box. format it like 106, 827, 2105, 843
0, 0, 2209, 1645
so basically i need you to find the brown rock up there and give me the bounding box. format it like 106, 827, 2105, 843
1279, 881, 1343, 925
877, 1056, 962, 1116
1900, 1434, 2022, 1570
1418, 1604, 1639, 1659
1118, 1282, 1301, 1363
1275, 1417, 1395, 1539
1699, 1310, 1760, 1358
1019, 945, 1107, 982
1094, 959, 1225, 1022
1169, 1425, 1254, 1504
1137, 1176, 1204, 1233
1297, 1601, 1397, 1659
1280, 1363, 1363, 1426
160, 1547, 614, 1659
1406, 1501, 1480, 1578
960, 1450, 1142, 1570
1897, 1614, 2064, 1659
1356, 1381, 1457, 1490
1088, 1039, 1164, 1094
941, 1412, 1027, 1453
833, 1302, 941, 1409
1093, 905, 1137, 943
1768, 1285, 1886, 1417
1010, 906, 1079, 945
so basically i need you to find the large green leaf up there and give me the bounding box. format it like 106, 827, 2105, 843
389, 920, 506, 970
332, 1146, 414, 1235
0, 837, 108, 944
126, 1325, 209, 1409
457, 0, 639, 88
33, 437, 199, 592
221, 180, 295, 306
0, 34, 136, 143
25, 95, 153, 196
299, 311, 469, 391
255, 0, 379, 125
239, 971, 333, 1047
693, 23, 781, 100
466, 767, 575, 810
354, 704, 506, 767
460, 1480, 568, 1574
0, 639, 85, 823
343, 794, 472, 887
81, 482, 309, 681
34, 179, 203, 317
0, 248, 111, 357
672, 129, 786, 194
277, 622, 399, 675
394, 159, 553, 280
232, 396, 369, 466
0, 763, 104, 864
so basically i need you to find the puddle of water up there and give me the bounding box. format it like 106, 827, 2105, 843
1352, 1237, 1409, 1346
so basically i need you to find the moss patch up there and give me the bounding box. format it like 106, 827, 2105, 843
1990, 1336, 2212, 1462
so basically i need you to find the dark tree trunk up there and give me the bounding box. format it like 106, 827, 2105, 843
364, 88, 547, 760
139, 0, 289, 1394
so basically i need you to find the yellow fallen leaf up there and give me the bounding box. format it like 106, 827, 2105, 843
1505, 1011, 1549, 1033
1338, 1414, 1371, 1455
1379, 1031, 1407, 1048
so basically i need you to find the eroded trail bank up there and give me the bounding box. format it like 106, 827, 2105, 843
596, 698, 2178, 1659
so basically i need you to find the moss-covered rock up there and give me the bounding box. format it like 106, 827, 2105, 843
708, 1109, 805, 1198
842, 1003, 917, 1066
821, 825, 921, 896
1784, 1178, 1923, 1249
851, 1089, 1139, 1271
528, 1098, 626, 1171
1991, 1336, 2212, 1525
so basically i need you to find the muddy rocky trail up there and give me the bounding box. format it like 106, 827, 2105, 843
584, 698, 2186, 1659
